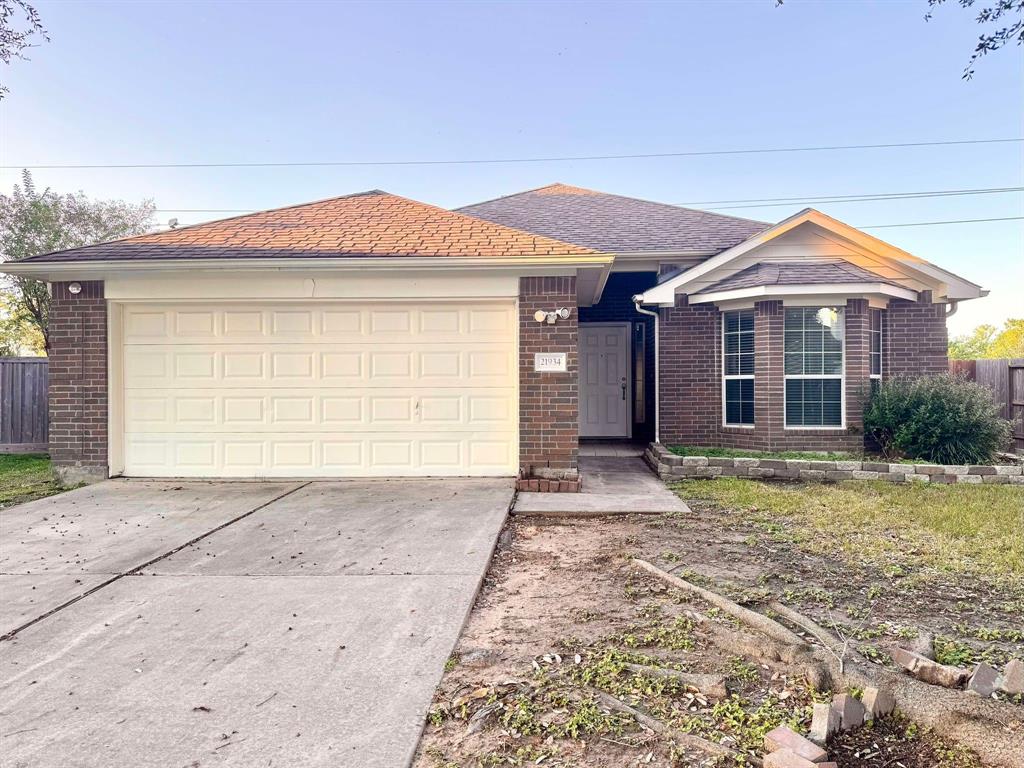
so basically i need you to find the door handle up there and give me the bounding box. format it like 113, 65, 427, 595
621, 379, 627, 401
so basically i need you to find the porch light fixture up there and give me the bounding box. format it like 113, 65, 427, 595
533, 307, 571, 324
67, 282, 82, 295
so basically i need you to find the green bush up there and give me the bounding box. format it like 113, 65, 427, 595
864, 374, 1012, 465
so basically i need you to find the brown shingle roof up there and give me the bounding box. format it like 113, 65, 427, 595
698, 261, 905, 294
22, 190, 600, 263
456, 183, 769, 253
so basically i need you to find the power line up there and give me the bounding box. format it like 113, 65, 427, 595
701, 186, 1024, 210
3, 137, 1021, 171
859, 216, 1024, 229
150, 185, 1024, 216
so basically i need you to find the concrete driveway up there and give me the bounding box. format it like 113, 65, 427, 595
0, 478, 512, 768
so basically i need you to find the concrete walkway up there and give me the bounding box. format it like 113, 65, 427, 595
513, 456, 690, 515
0, 478, 512, 768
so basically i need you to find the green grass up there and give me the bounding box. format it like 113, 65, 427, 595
673, 478, 1024, 580
0, 453, 63, 509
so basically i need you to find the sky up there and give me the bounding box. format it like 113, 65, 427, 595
1, 0, 1021, 336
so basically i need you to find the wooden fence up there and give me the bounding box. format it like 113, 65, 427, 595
0, 357, 48, 453
950, 357, 1024, 453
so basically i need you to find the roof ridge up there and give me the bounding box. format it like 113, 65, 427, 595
452, 182, 572, 211
457, 183, 770, 227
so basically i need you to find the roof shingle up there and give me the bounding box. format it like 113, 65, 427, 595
456, 183, 769, 253
698, 261, 905, 293
21, 190, 600, 263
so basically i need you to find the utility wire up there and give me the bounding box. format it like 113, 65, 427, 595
859, 216, 1024, 229
150, 185, 1024, 215
703, 186, 1023, 210
3, 137, 1021, 170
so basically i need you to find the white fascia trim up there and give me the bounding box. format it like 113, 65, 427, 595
688, 282, 919, 305
638, 208, 985, 306
0, 254, 615, 280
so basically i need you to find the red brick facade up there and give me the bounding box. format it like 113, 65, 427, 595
884, 291, 949, 376
658, 294, 947, 452
518, 276, 579, 480
48, 281, 108, 483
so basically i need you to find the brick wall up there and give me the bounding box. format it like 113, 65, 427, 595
658, 296, 875, 452
48, 281, 108, 483
519, 276, 578, 478
885, 291, 948, 376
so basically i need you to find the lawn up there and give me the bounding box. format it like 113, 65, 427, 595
415, 479, 1022, 768
676, 479, 1024, 580
0, 453, 63, 509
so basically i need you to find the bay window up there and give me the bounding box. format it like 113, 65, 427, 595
784, 307, 844, 427
723, 309, 754, 426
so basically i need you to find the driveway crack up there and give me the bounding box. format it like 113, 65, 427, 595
0, 482, 311, 642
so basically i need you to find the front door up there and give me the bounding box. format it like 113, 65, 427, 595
579, 323, 630, 438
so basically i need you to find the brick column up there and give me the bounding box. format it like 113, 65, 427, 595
518, 277, 578, 486
658, 296, 718, 445
48, 281, 108, 484
885, 290, 948, 376
753, 300, 784, 449
844, 298, 871, 430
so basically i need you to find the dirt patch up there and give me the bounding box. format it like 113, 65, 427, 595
414, 496, 1022, 767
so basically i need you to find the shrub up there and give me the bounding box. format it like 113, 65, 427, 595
864, 374, 1012, 464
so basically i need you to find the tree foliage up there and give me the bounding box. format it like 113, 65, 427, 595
0, 290, 43, 355
949, 319, 1024, 359
0, 0, 47, 99
926, 0, 1024, 78
0, 171, 154, 348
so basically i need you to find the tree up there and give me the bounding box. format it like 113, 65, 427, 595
949, 323, 998, 359
0, 170, 155, 349
987, 318, 1024, 358
925, 0, 1023, 78
0, 289, 43, 355
0, 0, 47, 99
949, 319, 1024, 359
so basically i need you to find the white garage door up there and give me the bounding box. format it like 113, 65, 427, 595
120, 301, 518, 477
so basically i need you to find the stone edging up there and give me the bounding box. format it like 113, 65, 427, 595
644, 443, 1024, 485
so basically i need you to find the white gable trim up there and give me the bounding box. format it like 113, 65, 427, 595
639, 208, 985, 306
688, 282, 918, 306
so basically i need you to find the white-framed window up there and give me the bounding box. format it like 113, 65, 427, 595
869, 309, 883, 386
784, 306, 844, 428
722, 309, 754, 426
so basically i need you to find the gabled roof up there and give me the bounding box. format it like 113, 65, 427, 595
456, 183, 769, 253
698, 260, 906, 293
641, 208, 987, 306
18, 190, 601, 263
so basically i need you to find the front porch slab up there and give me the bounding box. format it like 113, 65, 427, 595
513, 456, 690, 516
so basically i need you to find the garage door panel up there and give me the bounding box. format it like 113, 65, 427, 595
123, 304, 514, 345
124, 346, 515, 389
124, 388, 516, 432
123, 431, 516, 477
121, 301, 517, 477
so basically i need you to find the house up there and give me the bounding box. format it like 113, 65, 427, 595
2, 184, 985, 488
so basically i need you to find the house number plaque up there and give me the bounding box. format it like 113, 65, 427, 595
534, 352, 567, 372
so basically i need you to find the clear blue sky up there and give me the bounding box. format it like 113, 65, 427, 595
2, 0, 1021, 335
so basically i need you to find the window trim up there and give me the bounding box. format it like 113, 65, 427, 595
722, 309, 755, 428
869, 308, 883, 381
783, 306, 846, 430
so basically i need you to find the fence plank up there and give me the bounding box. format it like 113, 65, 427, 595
0, 358, 49, 453
951, 357, 1024, 453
